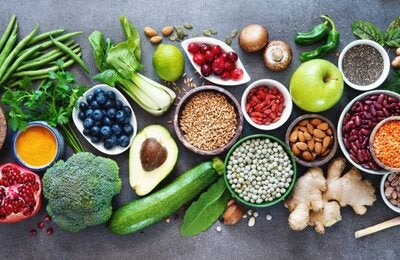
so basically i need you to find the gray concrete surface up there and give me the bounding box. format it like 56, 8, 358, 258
0, 0, 399, 259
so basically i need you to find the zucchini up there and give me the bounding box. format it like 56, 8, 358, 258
108, 157, 224, 235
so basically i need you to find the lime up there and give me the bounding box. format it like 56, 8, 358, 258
152, 44, 185, 82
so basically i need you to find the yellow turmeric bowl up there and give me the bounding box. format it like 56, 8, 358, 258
12, 121, 65, 171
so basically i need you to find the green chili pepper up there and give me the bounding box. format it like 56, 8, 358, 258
295, 20, 329, 45
300, 15, 340, 62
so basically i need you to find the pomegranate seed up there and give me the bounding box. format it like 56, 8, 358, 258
37, 221, 45, 229
200, 43, 211, 53
46, 227, 53, 236
220, 71, 231, 80
187, 43, 200, 54
193, 53, 206, 65
231, 68, 244, 80
211, 45, 222, 56
201, 64, 212, 77
29, 229, 37, 236
226, 52, 238, 63
45, 215, 52, 222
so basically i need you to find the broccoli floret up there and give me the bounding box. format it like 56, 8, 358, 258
42, 152, 122, 232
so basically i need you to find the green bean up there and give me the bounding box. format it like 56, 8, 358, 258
18, 31, 82, 57
10, 74, 49, 87
0, 22, 18, 66
51, 37, 89, 73
0, 15, 16, 52
0, 23, 38, 82
27, 29, 65, 46
11, 55, 80, 78
28, 40, 75, 63
17, 45, 80, 71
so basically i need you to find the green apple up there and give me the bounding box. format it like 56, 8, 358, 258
290, 59, 343, 112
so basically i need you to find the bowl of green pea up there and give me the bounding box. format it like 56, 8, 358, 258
224, 134, 297, 207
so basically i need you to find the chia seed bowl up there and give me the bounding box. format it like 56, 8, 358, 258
338, 39, 390, 91
224, 134, 297, 207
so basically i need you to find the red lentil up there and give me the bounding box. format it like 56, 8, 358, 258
372, 120, 400, 168
245, 86, 285, 125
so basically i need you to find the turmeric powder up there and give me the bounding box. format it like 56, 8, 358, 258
16, 125, 57, 167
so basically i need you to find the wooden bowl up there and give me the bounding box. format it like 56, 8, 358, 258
174, 86, 243, 155
0, 106, 7, 150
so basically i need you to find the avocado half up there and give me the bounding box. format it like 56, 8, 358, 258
129, 125, 178, 196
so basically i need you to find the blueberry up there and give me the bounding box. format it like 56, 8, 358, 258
115, 110, 126, 123
106, 91, 116, 100
96, 93, 107, 106
92, 109, 103, 121
83, 129, 90, 136
100, 125, 112, 138
123, 106, 132, 117
123, 124, 134, 136
104, 135, 117, 150
86, 93, 95, 103
107, 108, 117, 119
94, 88, 105, 96
115, 100, 123, 109
85, 109, 93, 119
79, 102, 87, 111
118, 135, 130, 147
78, 111, 85, 120
111, 124, 122, 136
90, 100, 99, 109
103, 116, 112, 126
104, 100, 114, 109
83, 118, 94, 129
90, 136, 101, 143
90, 125, 100, 136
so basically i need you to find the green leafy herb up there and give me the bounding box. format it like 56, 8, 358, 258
351, 20, 385, 45
385, 28, 400, 47
1, 60, 87, 152
180, 177, 231, 237
384, 71, 400, 94
387, 16, 400, 33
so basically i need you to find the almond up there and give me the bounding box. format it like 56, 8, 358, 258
150, 35, 163, 44
317, 122, 329, 131
291, 143, 301, 156
144, 27, 158, 37
296, 142, 308, 151
298, 119, 309, 126
289, 130, 298, 143
314, 142, 322, 154
298, 131, 305, 142
313, 128, 326, 139
161, 26, 174, 36
322, 136, 331, 148
306, 123, 314, 133
307, 139, 315, 151
326, 128, 333, 136
310, 118, 322, 126
302, 151, 314, 161
303, 132, 312, 141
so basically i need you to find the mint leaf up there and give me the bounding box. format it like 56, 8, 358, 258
385, 28, 400, 47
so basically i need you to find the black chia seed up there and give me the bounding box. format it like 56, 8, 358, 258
342, 44, 384, 86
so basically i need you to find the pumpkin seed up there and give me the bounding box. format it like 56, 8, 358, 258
183, 22, 193, 29
230, 29, 238, 38
169, 34, 176, 41
225, 36, 232, 45
176, 28, 185, 39
203, 30, 211, 36
209, 28, 218, 34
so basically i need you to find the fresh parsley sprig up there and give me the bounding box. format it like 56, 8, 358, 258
2, 60, 88, 152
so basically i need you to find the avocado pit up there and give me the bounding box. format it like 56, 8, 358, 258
140, 138, 167, 171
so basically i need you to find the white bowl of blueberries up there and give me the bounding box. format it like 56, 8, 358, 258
72, 84, 137, 155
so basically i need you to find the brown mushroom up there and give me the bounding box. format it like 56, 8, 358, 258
238, 24, 269, 52
263, 40, 292, 71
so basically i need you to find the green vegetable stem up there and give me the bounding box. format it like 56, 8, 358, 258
295, 19, 329, 45
300, 15, 340, 62
0, 15, 16, 52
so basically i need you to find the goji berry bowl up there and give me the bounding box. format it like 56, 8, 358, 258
241, 79, 292, 130
369, 116, 400, 172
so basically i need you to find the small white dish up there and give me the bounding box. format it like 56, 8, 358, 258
241, 79, 292, 130
72, 84, 137, 155
380, 172, 400, 213
338, 39, 390, 91
181, 37, 250, 86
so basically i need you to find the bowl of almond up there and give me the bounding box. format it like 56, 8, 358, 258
285, 114, 337, 167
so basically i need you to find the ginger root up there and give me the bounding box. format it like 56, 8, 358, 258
284, 157, 376, 234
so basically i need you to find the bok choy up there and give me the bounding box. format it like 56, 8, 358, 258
88, 16, 176, 116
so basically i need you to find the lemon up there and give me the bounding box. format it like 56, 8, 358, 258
152, 44, 185, 82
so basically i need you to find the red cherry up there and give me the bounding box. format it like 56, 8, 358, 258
211, 45, 222, 56
200, 43, 211, 53
187, 43, 200, 54
212, 59, 225, 75
219, 53, 228, 61
201, 64, 212, 77
231, 68, 244, 80
220, 71, 231, 80
205, 51, 215, 63
224, 62, 235, 72
226, 52, 238, 63
193, 53, 206, 65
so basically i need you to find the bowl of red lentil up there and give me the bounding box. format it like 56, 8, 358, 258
174, 85, 243, 155
380, 172, 400, 213
369, 116, 400, 172
241, 79, 293, 130
338, 39, 390, 91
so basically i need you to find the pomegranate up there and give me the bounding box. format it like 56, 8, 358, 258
0, 163, 42, 223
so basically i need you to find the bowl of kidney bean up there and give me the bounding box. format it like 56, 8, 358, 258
337, 90, 400, 175
381, 172, 400, 213
241, 79, 293, 130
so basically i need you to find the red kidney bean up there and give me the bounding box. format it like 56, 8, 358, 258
388, 96, 398, 103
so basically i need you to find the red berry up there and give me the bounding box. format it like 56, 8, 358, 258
212, 60, 225, 75
200, 43, 211, 53
46, 227, 53, 236
221, 71, 231, 80
44, 215, 52, 222
193, 53, 206, 65
224, 62, 235, 72
37, 221, 45, 229
211, 45, 222, 56
201, 64, 212, 77
29, 229, 37, 236
205, 51, 215, 63
219, 53, 228, 61
187, 43, 200, 54
226, 52, 238, 63
231, 68, 244, 80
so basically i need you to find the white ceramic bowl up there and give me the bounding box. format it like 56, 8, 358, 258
337, 90, 400, 175
380, 172, 400, 213
72, 84, 137, 155
338, 39, 390, 91
241, 79, 292, 130
181, 37, 250, 86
